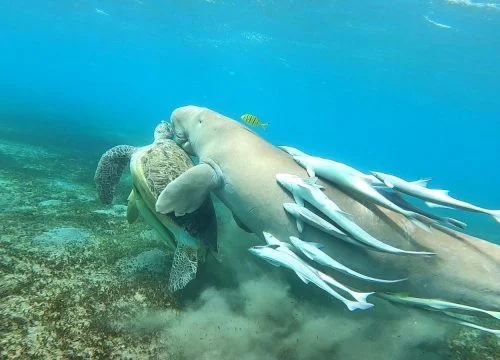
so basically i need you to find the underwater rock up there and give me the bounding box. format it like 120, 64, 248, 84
0, 274, 30, 297
38, 199, 63, 207
93, 204, 127, 217
116, 249, 170, 279
32, 227, 95, 252
139, 229, 161, 242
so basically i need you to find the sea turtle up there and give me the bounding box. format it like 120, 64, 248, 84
94, 121, 218, 292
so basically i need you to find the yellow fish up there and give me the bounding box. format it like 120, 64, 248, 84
240, 113, 269, 129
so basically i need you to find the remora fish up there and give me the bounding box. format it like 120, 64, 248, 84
378, 293, 500, 320
293, 155, 421, 221
371, 172, 500, 224
276, 173, 434, 256
262, 231, 296, 255
278, 145, 309, 157
279, 146, 384, 186
380, 190, 467, 230
442, 311, 500, 337
282, 202, 369, 249
249, 244, 374, 311
289, 236, 407, 284
262, 232, 374, 303
453, 320, 500, 337
95, 8, 110, 16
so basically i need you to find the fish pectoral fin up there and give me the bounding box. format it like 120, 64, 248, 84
425, 201, 453, 209
295, 271, 310, 284
126, 189, 139, 224
334, 208, 353, 220
301, 249, 315, 261
156, 162, 220, 216
410, 178, 431, 187
263, 258, 282, 267
383, 180, 395, 188
293, 193, 305, 207
296, 219, 304, 233
303, 176, 324, 190
308, 242, 325, 249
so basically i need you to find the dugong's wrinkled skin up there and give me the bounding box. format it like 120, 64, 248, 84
163, 105, 500, 309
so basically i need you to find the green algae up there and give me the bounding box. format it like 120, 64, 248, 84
1, 127, 499, 359
0, 136, 177, 358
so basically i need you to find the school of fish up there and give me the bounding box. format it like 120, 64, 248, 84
248, 145, 500, 336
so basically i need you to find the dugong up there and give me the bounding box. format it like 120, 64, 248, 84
156, 105, 500, 310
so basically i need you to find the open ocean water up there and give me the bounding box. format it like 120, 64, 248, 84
0, 1, 499, 359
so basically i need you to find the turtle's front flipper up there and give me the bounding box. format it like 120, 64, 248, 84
94, 145, 137, 204
156, 162, 221, 216
126, 189, 139, 224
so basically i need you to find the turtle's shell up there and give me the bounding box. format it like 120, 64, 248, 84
130, 139, 218, 254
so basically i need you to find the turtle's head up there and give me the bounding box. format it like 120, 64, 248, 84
153, 120, 174, 143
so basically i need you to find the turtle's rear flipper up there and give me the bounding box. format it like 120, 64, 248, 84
94, 145, 137, 204
156, 163, 220, 216
168, 243, 198, 292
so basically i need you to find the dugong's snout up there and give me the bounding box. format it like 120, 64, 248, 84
170, 105, 207, 155
169, 109, 191, 152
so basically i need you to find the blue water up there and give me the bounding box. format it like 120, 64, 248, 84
1, 1, 499, 222
2, 2, 500, 357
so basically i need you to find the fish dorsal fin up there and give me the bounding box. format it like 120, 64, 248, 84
303, 177, 324, 190
410, 178, 431, 187
429, 189, 449, 196
295, 271, 310, 284
425, 201, 453, 209
308, 242, 325, 249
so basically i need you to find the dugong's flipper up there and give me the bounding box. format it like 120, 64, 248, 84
156, 162, 221, 216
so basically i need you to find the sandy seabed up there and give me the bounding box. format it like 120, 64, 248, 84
0, 126, 498, 360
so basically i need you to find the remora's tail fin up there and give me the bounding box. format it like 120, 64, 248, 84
444, 217, 467, 229
350, 291, 375, 304
347, 301, 374, 311
490, 210, 500, 224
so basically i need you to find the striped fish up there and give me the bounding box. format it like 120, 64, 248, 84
240, 113, 269, 129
